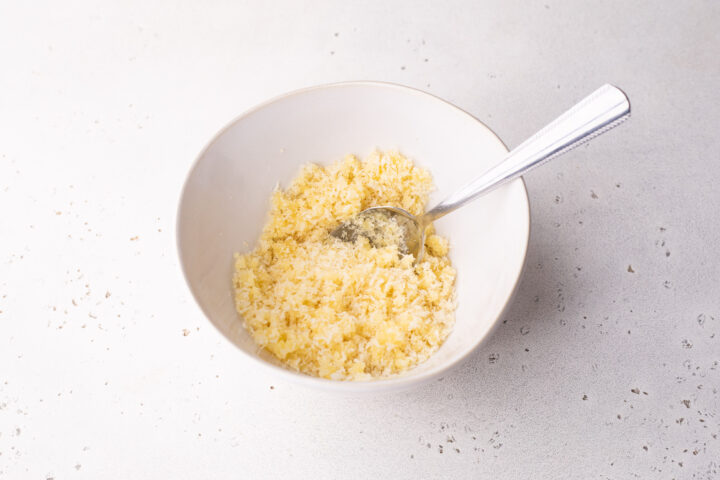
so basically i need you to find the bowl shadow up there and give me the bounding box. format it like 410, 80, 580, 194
389, 220, 583, 402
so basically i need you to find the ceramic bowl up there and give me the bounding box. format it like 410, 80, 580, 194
177, 82, 530, 392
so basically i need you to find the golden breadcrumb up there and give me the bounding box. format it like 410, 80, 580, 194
233, 151, 456, 380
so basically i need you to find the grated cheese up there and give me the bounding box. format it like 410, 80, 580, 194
233, 151, 456, 380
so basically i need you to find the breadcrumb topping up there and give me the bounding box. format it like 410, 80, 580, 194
233, 151, 456, 380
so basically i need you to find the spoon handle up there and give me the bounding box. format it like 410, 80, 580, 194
424, 84, 631, 222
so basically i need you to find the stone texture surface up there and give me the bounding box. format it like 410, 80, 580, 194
0, 1, 718, 478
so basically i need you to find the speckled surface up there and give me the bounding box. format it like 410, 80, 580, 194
1, 1, 719, 478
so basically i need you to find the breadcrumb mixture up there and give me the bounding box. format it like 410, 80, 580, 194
233, 151, 456, 380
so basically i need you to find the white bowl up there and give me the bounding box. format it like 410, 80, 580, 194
177, 82, 530, 393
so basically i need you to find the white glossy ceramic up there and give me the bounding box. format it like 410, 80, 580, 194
177, 82, 530, 392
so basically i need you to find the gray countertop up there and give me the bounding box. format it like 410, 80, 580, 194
1, 0, 718, 478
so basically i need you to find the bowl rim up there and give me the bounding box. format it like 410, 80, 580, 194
176, 80, 531, 393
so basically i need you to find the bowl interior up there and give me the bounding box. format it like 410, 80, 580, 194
177, 82, 529, 390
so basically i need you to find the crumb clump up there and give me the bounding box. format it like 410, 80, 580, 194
233, 151, 456, 380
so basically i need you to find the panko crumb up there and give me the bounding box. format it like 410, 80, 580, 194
233, 151, 456, 380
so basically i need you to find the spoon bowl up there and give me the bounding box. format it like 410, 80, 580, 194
330, 206, 424, 258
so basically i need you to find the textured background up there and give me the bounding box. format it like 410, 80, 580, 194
1, 1, 719, 478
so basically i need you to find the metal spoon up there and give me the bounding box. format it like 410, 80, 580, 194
331, 84, 631, 262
